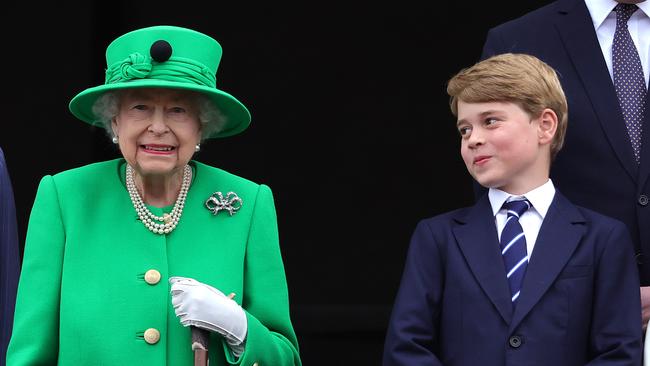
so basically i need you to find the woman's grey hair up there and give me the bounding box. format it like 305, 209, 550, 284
91, 90, 226, 141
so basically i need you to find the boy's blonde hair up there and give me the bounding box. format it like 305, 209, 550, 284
447, 53, 568, 160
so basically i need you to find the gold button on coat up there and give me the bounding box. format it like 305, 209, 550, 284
144, 270, 161, 285
144, 328, 160, 344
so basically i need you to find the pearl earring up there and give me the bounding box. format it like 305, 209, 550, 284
112, 136, 119, 144
195, 144, 201, 152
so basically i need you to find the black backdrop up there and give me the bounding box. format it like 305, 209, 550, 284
1, 1, 552, 364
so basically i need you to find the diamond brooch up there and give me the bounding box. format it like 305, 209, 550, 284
205, 191, 243, 216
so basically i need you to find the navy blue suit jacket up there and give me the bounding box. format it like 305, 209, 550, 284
0, 147, 18, 366
383, 192, 642, 366
479, 0, 650, 284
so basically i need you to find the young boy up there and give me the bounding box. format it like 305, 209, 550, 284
382, 53, 642, 366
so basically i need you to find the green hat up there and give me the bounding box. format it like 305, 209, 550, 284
69, 25, 251, 139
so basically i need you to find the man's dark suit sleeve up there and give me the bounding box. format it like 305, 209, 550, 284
0, 147, 19, 366
383, 220, 444, 366
481, 28, 509, 60
588, 220, 642, 365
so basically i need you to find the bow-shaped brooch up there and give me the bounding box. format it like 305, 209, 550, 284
205, 192, 243, 216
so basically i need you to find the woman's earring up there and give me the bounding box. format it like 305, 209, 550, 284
195, 144, 201, 152
112, 136, 119, 144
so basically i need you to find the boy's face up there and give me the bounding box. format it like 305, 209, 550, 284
457, 100, 552, 195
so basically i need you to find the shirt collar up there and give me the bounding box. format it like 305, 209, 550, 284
585, 0, 618, 30
488, 179, 556, 218
638, 2, 650, 17
585, 0, 650, 29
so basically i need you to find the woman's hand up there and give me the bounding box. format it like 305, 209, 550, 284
169, 276, 247, 348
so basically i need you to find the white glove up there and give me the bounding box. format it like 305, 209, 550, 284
170, 276, 247, 352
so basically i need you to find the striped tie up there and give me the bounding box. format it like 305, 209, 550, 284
500, 199, 531, 304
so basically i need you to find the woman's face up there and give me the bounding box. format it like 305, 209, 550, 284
112, 88, 202, 178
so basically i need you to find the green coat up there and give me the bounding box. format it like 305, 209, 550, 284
7, 159, 301, 366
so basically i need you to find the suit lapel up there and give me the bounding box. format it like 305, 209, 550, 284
509, 192, 586, 330
554, 0, 637, 180
453, 195, 513, 324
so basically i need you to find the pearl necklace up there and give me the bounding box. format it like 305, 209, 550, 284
126, 164, 191, 235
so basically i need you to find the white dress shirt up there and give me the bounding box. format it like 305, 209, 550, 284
585, 0, 650, 86
489, 180, 556, 258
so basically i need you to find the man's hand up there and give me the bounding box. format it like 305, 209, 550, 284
640, 286, 650, 331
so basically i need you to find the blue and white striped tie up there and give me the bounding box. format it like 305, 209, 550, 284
500, 199, 531, 304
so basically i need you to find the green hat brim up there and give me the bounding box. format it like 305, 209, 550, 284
68, 79, 251, 139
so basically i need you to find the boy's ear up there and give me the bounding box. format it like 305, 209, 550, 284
537, 108, 558, 145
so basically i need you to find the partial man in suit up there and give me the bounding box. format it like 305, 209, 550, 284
0, 147, 19, 366
479, 0, 650, 328
383, 53, 641, 365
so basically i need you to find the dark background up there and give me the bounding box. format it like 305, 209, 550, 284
1, 1, 552, 364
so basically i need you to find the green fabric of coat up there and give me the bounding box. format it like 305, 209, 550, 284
7, 158, 301, 366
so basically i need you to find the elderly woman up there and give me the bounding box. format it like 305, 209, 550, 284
7, 25, 301, 365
